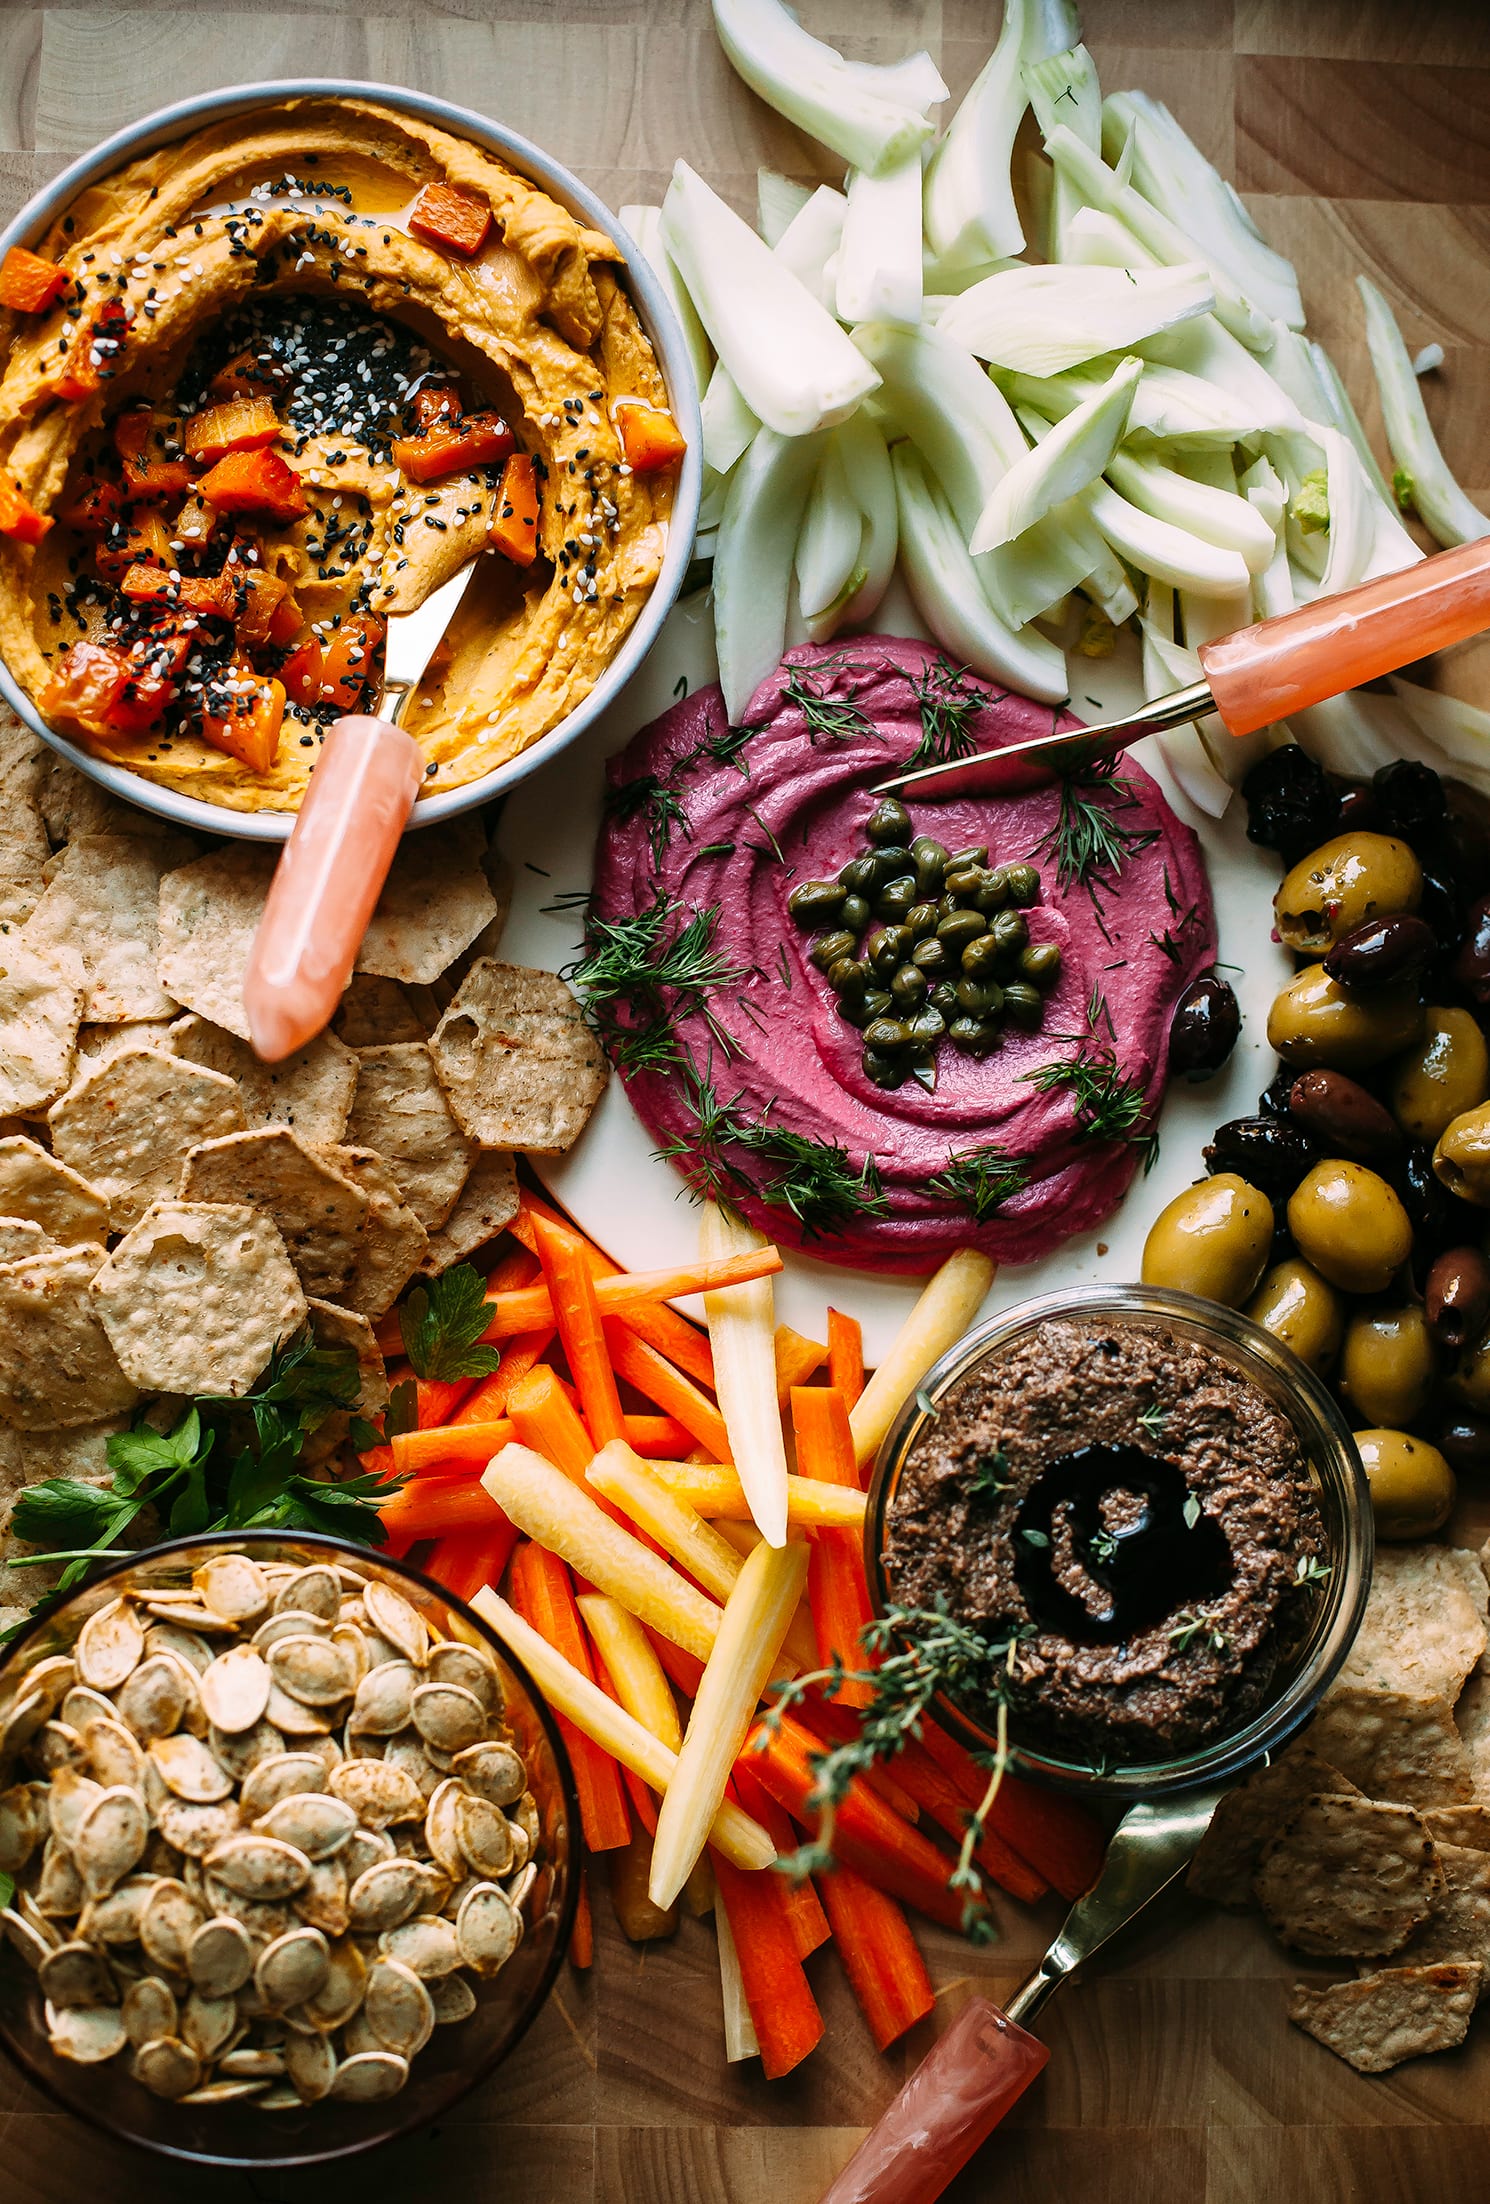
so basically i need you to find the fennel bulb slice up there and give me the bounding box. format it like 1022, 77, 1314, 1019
970, 356, 1142, 552
620, 204, 713, 405
1058, 204, 1163, 270
700, 362, 761, 476
1085, 478, 1253, 597
1105, 447, 1277, 572
834, 408, 898, 628
715, 426, 824, 720
1388, 677, 1490, 801
924, 0, 1076, 266
1309, 340, 1396, 509
1001, 358, 1262, 445
796, 435, 865, 622
1140, 314, 1305, 435
774, 185, 849, 313
756, 167, 811, 247
937, 262, 1214, 376
1025, 42, 1102, 150
1359, 276, 1490, 549
836, 147, 924, 328
663, 162, 879, 435
712, 0, 940, 177
1139, 615, 1236, 819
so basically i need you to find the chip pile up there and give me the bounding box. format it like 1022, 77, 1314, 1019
1189, 1541, 1490, 2073
0, 709, 608, 1615
0, 1552, 539, 2109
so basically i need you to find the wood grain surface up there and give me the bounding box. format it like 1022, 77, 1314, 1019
2, 3, 1489, 2200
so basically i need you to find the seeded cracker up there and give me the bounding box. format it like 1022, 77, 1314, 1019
0, 714, 49, 927
345, 1043, 474, 1231
316, 1146, 428, 1320
333, 976, 431, 1047
74, 1018, 175, 1069
1386, 1842, 1490, 1975
1336, 1544, 1488, 1704
0, 932, 83, 1116
91, 1200, 306, 1396
1188, 1746, 1362, 1908
178, 1127, 367, 1299
0, 1219, 48, 1262
354, 819, 499, 987
429, 960, 606, 1152
1424, 1806, 1490, 1851
49, 1047, 246, 1232
0, 1135, 109, 1244
1453, 1672, 1490, 1796
0, 1241, 139, 1428
35, 750, 184, 846
1254, 1794, 1442, 1957
1289, 1964, 1480, 2073
24, 834, 191, 1022
156, 845, 276, 1041
167, 1015, 357, 1143
1307, 1688, 1476, 1809
417, 1148, 519, 1275
304, 1298, 390, 1467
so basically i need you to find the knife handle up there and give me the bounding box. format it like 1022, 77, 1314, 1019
242, 714, 423, 1064
817, 1996, 1049, 2204
1199, 536, 1490, 737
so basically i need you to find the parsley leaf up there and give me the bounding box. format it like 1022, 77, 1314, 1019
399, 1264, 503, 1385
10, 1479, 122, 1552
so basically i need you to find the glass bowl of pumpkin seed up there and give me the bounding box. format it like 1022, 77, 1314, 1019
0, 1531, 578, 2165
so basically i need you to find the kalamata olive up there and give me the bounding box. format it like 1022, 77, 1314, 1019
911, 836, 950, 893
1286, 1069, 1401, 1161
961, 933, 1001, 977
865, 797, 912, 846
867, 926, 912, 976
1454, 895, 1490, 1005
810, 929, 858, 973
1434, 1406, 1490, 1473
1002, 983, 1044, 1030
890, 963, 927, 1007
990, 910, 1028, 956
1426, 1247, 1490, 1353
1168, 974, 1241, 1083
1398, 1141, 1482, 1270
1243, 745, 1341, 864
1435, 1102, 1490, 1206
907, 1007, 946, 1045
862, 1047, 910, 1089
1453, 1332, 1490, 1412
1355, 1429, 1455, 1541
838, 855, 882, 896
1245, 1258, 1345, 1373
1322, 913, 1437, 993
937, 910, 987, 951
864, 1017, 912, 1052
948, 1016, 1000, 1056
943, 864, 988, 901
1203, 1115, 1320, 1202
1391, 1006, 1490, 1144
826, 957, 869, 997
911, 938, 949, 975
839, 894, 871, 937
875, 876, 919, 922
904, 901, 941, 939
1266, 967, 1425, 1071
1418, 863, 1466, 954
1257, 1066, 1298, 1118
1020, 942, 1063, 990
1340, 1304, 1437, 1428
976, 869, 1011, 915
1004, 863, 1042, 908
929, 982, 960, 1018
1334, 784, 1380, 834
1141, 1173, 1275, 1307
955, 978, 1002, 1017
787, 880, 846, 926
1373, 759, 1448, 847
1287, 1160, 1413, 1295
1274, 832, 1424, 954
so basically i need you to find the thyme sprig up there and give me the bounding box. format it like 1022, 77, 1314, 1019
562, 893, 749, 1075
925, 1144, 1031, 1224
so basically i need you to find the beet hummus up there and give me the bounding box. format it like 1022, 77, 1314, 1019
883, 1316, 1329, 1763
588, 637, 1216, 1272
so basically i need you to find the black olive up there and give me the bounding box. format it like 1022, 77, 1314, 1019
1287, 1069, 1401, 1161
904, 901, 941, 938
1434, 1407, 1490, 1474
989, 910, 1029, 956
1020, 942, 1063, 990
786, 880, 846, 927
866, 796, 912, 846
1418, 862, 1467, 954
1456, 895, 1490, 1005
948, 1015, 1000, 1056
864, 1016, 912, 1051
936, 909, 987, 950
1167, 973, 1241, 1082
862, 1047, 911, 1089
827, 957, 869, 997
1257, 1065, 1297, 1118
1373, 758, 1448, 848
1202, 1114, 1320, 1201
875, 876, 919, 922
890, 963, 928, 1007
911, 836, 950, 894
1002, 982, 1044, 1030
867, 926, 912, 976
908, 1007, 947, 1045
1425, 1246, 1490, 1353
839, 893, 871, 937
1003, 863, 1041, 908
955, 978, 1002, 1017
1242, 745, 1340, 864
912, 938, 949, 975
1333, 783, 1380, 835
838, 855, 880, 896
1322, 913, 1437, 993
1394, 1141, 1485, 1276
810, 930, 858, 973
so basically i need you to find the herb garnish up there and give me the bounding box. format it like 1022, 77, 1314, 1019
904, 658, 988, 770
653, 1069, 888, 1238
399, 1264, 503, 1385
925, 1144, 1031, 1223
604, 772, 691, 869
1294, 1555, 1333, 1587
1168, 1609, 1229, 1653
1137, 1400, 1167, 1439
1023, 985, 1156, 1160
970, 1448, 1012, 1499
563, 893, 750, 1074
781, 656, 877, 746
1038, 765, 1158, 896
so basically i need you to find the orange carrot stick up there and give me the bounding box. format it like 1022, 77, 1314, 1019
645, 1624, 705, 1699
774, 1325, 827, 1405
792, 1386, 875, 1712
451, 1328, 555, 1424
915, 1723, 1105, 1903
513, 1187, 718, 1388
424, 1517, 520, 1608
570, 1869, 594, 1969
885, 1739, 1048, 1905
378, 1475, 505, 1540
606, 1322, 731, 1463
817, 1863, 934, 2052
794, 1696, 922, 1828
827, 1309, 866, 1410
393, 1421, 515, 1475
710, 1849, 824, 2079
507, 1363, 595, 1480
532, 1213, 627, 1447
730, 1766, 829, 1959
479, 1248, 784, 1342
509, 1540, 630, 1854
590, 1649, 660, 1836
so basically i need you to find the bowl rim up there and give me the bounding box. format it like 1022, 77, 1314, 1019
0, 76, 704, 842
0, 1525, 581, 2169
865, 1281, 1373, 1801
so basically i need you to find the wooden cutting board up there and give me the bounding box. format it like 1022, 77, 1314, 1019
2, 2, 1489, 2199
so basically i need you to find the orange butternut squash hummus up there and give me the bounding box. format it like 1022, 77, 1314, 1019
0, 97, 678, 813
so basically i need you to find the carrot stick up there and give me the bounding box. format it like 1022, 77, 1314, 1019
817, 1864, 934, 2051
645, 1624, 705, 1699
606, 1322, 731, 1463
886, 1739, 1048, 1905
792, 1386, 875, 1711
451, 1328, 555, 1424
590, 1652, 660, 1837
794, 1696, 922, 1827
710, 1849, 824, 2080
532, 1213, 626, 1447
915, 1722, 1105, 1902
570, 1869, 593, 1969
514, 1187, 717, 1387
394, 1421, 515, 1474
827, 1309, 866, 1410
509, 1540, 630, 1853
640, 1461, 865, 1529
731, 1766, 830, 1959
774, 1324, 827, 1405
479, 1248, 784, 1341
424, 1517, 520, 1608
506, 1362, 593, 1479
378, 1475, 505, 1540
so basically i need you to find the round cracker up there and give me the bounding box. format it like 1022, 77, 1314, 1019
1255, 1793, 1443, 1957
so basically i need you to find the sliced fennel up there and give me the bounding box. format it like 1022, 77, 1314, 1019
1105, 446, 1278, 571
711, 0, 941, 177
1139, 621, 1236, 818
891, 443, 1069, 699
1060, 501, 1140, 625
1000, 358, 1264, 445
756, 168, 811, 247
662, 162, 879, 435
619, 204, 713, 405
836, 147, 924, 328
971, 356, 1142, 552
1025, 42, 1102, 150
796, 436, 864, 622
1297, 426, 1421, 601
1238, 452, 1287, 534
924, 0, 1077, 268
1388, 677, 1490, 800
937, 261, 1213, 377
1085, 477, 1253, 597
700, 362, 760, 475
1359, 275, 1490, 548
1058, 203, 1162, 270
714, 426, 823, 720
1308, 340, 1396, 509
1140, 314, 1305, 435
1101, 90, 1305, 330
773, 185, 848, 314
834, 407, 899, 627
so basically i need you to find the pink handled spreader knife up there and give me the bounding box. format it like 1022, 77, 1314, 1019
242, 556, 480, 1064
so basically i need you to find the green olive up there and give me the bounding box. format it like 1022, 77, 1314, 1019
1433, 1103, 1490, 1208
1286, 1160, 1413, 1294
1390, 1006, 1490, 1144
911, 938, 949, 975
1019, 943, 1062, 990
1002, 982, 1044, 1030
904, 901, 941, 938
866, 797, 912, 846
948, 1016, 1000, 1056
839, 893, 872, 938
810, 929, 858, 973
1355, 1428, 1455, 1541
1004, 863, 1041, 908
961, 933, 1001, 978
1340, 1304, 1437, 1427
890, 963, 927, 1008
1245, 1258, 1345, 1373
1451, 1331, 1490, 1412
1274, 831, 1423, 954
911, 836, 950, 894
1266, 966, 1425, 1073
786, 880, 846, 927
1140, 1173, 1275, 1307
936, 910, 987, 950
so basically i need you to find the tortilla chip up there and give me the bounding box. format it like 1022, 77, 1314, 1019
168, 1015, 357, 1144
156, 844, 276, 1040
355, 818, 499, 986
1289, 1962, 1479, 2073
178, 1127, 366, 1300
303, 1297, 390, 1468
49, 1046, 246, 1231
0, 930, 82, 1115
317, 1145, 429, 1320
24, 833, 193, 1023
91, 1199, 306, 1396
1424, 1806, 1490, 1851
0, 1134, 110, 1245
1254, 1794, 1442, 1956
417, 1148, 519, 1276
429, 960, 606, 1153
1386, 1842, 1490, 1977
1456, 1671, 1490, 1799
74, 1018, 175, 1069
332, 975, 432, 1047
0, 719, 49, 928
1337, 1545, 1488, 1705
1188, 1746, 1361, 1909
0, 1218, 50, 1263
345, 1042, 473, 1231
0, 1241, 139, 1429
1308, 1688, 1476, 1809
35, 752, 186, 848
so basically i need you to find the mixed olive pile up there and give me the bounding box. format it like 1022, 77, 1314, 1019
1142, 746, 1490, 1543
786, 795, 1060, 1091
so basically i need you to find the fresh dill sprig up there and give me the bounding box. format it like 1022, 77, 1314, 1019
904, 657, 988, 770
562, 894, 749, 1075
1023, 985, 1154, 1153
781, 657, 877, 746
604, 772, 692, 870
925, 1144, 1031, 1223
1038, 766, 1159, 895
653, 1069, 888, 1238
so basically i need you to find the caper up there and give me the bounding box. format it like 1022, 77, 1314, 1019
948, 1016, 1000, 1056
810, 930, 858, 973
837, 855, 880, 896
1340, 1304, 1437, 1428
1245, 1258, 1345, 1373
865, 797, 912, 846
1426, 1246, 1490, 1352
836, 996, 878, 1029
875, 876, 918, 922
936, 909, 987, 950
911, 835, 950, 894
1391, 1006, 1490, 1145
948, 845, 989, 871
1355, 1429, 1455, 1542
912, 938, 949, 975
1434, 1102, 1490, 1207
1286, 1160, 1413, 1294
1266, 967, 1425, 1072
908, 1007, 947, 1045
890, 963, 928, 1007
908, 1049, 938, 1093
867, 927, 911, 976
1141, 1173, 1275, 1307
839, 893, 871, 938
862, 1047, 911, 1089
929, 982, 960, 1018
955, 978, 1001, 1017
1002, 982, 1044, 1030
943, 864, 987, 901
827, 957, 869, 997
990, 910, 1029, 956
871, 845, 913, 879
1019, 943, 1062, 990
1274, 830, 1423, 954
975, 869, 1011, 915
863, 1017, 912, 1052
787, 880, 846, 927
1003, 863, 1041, 907
905, 901, 941, 938
961, 932, 1001, 977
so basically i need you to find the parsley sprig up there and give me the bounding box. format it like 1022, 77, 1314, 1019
399, 1263, 503, 1386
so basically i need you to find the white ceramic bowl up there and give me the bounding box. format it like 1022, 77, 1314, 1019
0, 78, 703, 842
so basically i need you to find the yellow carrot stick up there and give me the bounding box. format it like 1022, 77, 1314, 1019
710, 1518, 823, 1675
480, 1442, 724, 1661
716, 1886, 760, 2061
576, 1592, 682, 1755
586, 1443, 750, 1607
648, 1538, 810, 1909
701, 1203, 790, 1548
848, 1248, 996, 1472
472, 1590, 774, 1872
643, 1460, 869, 1530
